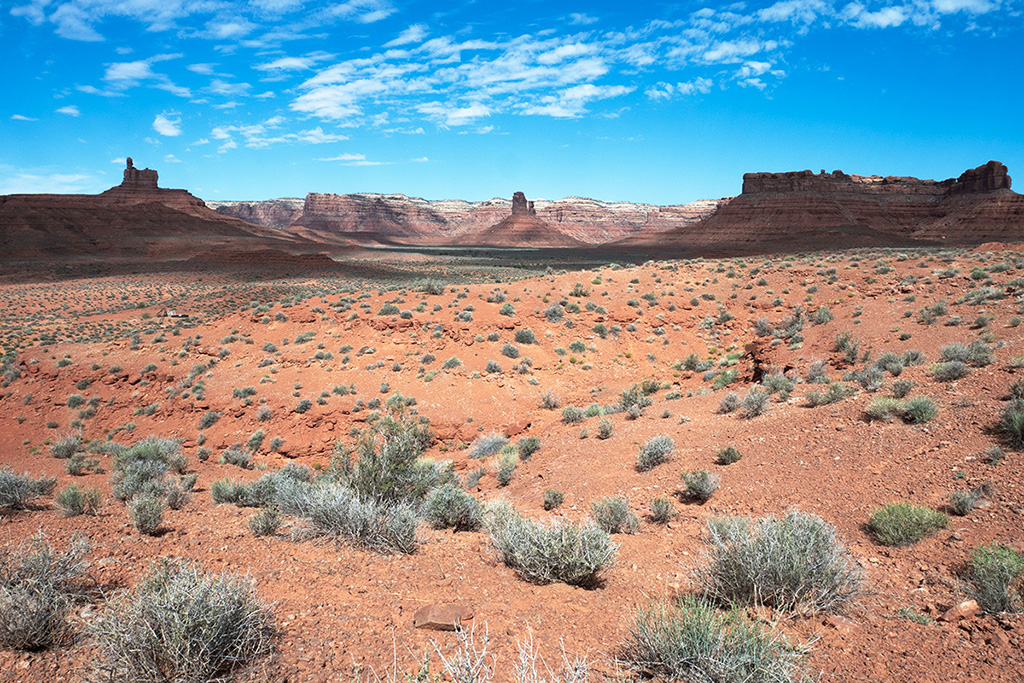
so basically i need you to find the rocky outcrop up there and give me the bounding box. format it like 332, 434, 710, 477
622, 160, 1023, 253
0, 159, 328, 260
209, 198, 305, 228
230, 192, 720, 245
456, 192, 584, 247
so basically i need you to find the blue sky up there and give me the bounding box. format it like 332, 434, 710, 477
2, 0, 1021, 204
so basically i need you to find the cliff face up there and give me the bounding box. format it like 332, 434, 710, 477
455, 192, 585, 247
219, 192, 721, 245
624, 160, 1023, 252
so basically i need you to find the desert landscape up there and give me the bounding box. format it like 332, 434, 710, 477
1, 155, 1023, 683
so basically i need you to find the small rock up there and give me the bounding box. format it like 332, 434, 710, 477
940, 599, 979, 623
414, 604, 475, 631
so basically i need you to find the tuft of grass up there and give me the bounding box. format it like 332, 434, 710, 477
620, 596, 808, 683
486, 502, 616, 587
129, 494, 165, 536
49, 433, 82, 459
591, 496, 640, 534
682, 470, 720, 503
0, 532, 91, 650
0, 468, 57, 510
92, 558, 274, 683
542, 490, 564, 511
696, 511, 864, 614
650, 497, 675, 524
423, 484, 482, 532
517, 436, 541, 460
56, 483, 102, 517
248, 508, 282, 537
868, 503, 948, 546
966, 543, 1024, 614
998, 398, 1024, 449
636, 435, 675, 472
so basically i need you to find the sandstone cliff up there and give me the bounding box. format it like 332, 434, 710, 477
214, 192, 722, 245
455, 192, 585, 247
622, 160, 1023, 253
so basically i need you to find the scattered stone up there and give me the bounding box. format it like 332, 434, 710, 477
413, 604, 475, 631
939, 600, 979, 623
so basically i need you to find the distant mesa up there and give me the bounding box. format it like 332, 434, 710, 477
456, 191, 584, 247
511, 191, 536, 217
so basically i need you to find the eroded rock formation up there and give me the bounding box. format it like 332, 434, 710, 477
457, 192, 583, 247
623, 160, 1023, 253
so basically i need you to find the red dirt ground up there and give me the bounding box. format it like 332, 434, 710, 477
1, 246, 1022, 682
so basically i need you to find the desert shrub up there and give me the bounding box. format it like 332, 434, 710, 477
619, 384, 654, 412
931, 360, 970, 381
469, 433, 508, 459
718, 392, 739, 414
650, 497, 675, 524
597, 418, 613, 439
294, 399, 312, 414
865, 396, 902, 422
423, 484, 482, 532
712, 369, 740, 390
219, 445, 252, 469
197, 411, 220, 429
948, 485, 987, 516
0, 468, 57, 509
112, 457, 169, 503
246, 430, 265, 453
873, 351, 904, 377
442, 356, 462, 369
891, 379, 914, 398
591, 497, 640, 534
834, 331, 861, 364
0, 532, 90, 650
763, 372, 794, 399
561, 406, 585, 424
901, 396, 938, 424
805, 360, 829, 384
496, 451, 519, 487
636, 435, 675, 472
899, 349, 925, 366
966, 543, 1024, 613
849, 367, 885, 391
717, 445, 742, 465
297, 483, 418, 554
620, 597, 807, 683
67, 394, 86, 408
868, 503, 948, 546
130, 494, 165, 536
49, 433, 82, 459
56, 483, 102, 517
486, 502, 616, 587
543, 490, 564, 511
248, 508, 282, 537
65, 453, 102, 476
540, 390, 561, 410
806, 382, 855, 407
813, 305, 834, 325
517, 436, 541, 460
998, 398, 1024, 449
682, 470, 720, 503
740, 388, 770, 418
92, 558, 274, 683
485, 360, 502, 374
500, 343, 520, 359
696, 511, 863, 614
514, 329, 537, 344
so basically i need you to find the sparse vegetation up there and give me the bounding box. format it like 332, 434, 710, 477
868, 503, 948, 546
636, 435, 675, 472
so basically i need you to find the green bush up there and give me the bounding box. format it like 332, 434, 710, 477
297, 483, 418, 554
636, 435, 675, 472
717, 445, 742, 465
806, 382, 855, 406
901, 396, 938, 424
620, 597, 807, 683
682, 470, 720, 502
92, 558, 274, 683
650, 497, 675, 524
591, 496, 640, 534
542, 490, 564, 511
931, 361, 970, 381
865, 396, 903, 422
0, 532, 90, 650
948, 485, 986, 516
501, 343, 520, 359
219, 446, 252, 469
561, 406, 585, 424
423, 484, 482, 532
248, 508, 282, 537
56, 483, 102, 517
514, 329, 537, 344
517, 436, 541, 460
966, 543, 1024, 613
49, 433, 82, 459
696, 511, 863, 614
740, 388, 770, 418
0, 468, 57, 509
597, 418, 613, 439
468, 433, 508, 459
999, 398, 1024, 449
495, 451, 518, 487
197, 411, 220, 429
486, 502, 616, 587
868, 503, 948, 546
129, 494, 165, 535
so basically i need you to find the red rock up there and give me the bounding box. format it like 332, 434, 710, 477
413, 604, 474, 631
940, 600, 980, 622
504, 420, 530, 437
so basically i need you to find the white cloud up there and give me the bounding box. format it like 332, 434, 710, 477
418, 102, 491, 126
0, 172, 94, 194
164, 153, 182, 162
410, 156, 428, 162
520, 83, 635, 118
188, 63, 216, 75
315, 152, 390, 165
256, 56, 317, 71
56, 105, 80, 116
757, 0, 827, 23
568, 13, 598, 25
153, 112, 182, 136
10, 114, 38, 121
317, 153, 365, 161
205, 19, 256, 40
841, 3, 910, 28
385, 24, 428, 47
932, 0, 996, 13
324, 0, 395, 23
644, 77, 713, 99
701, 39, 779, 63
218, 140, 238, 153
101, 54, 190, 97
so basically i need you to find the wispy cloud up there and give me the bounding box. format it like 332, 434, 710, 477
385, 24, 428, 47
56, 105, 80, 116
315, 152, 391, 165
10, 114, 38, 121
0, 172, 94, 194
153, 112, 182, 136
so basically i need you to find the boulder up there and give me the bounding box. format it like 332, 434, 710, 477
413, 604, 474, 631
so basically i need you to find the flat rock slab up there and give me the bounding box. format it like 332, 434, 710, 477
413, 604, 475, 631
